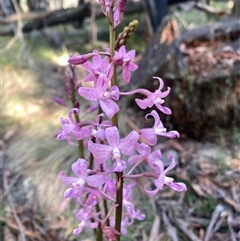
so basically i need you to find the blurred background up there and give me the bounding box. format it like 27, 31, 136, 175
1, 0, 240, 240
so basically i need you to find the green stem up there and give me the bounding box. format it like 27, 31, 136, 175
95, 203, 103, 241
115, 172, 123, 241
100, 165, 110, 227
109, 9, 118, 128
109, 8, 123, 241
70, 68, 85, 158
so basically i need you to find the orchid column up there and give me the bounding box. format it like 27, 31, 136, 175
57, 1, 187, 241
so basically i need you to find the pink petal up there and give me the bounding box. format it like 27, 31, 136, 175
161, 130, 179, 138
60, 117, 69, 125
147, 110, 160, 127
73, 222, 85, 235
144, 184, 159, 196
118, 130, 139, 156
167, 182, 187, 192
57, 132, 67, 140
71, 159, 88, 178
113, 159, 127, 172
64, 187, 80, 199
152, 160, 165, 174
135, 142, 151, 156
105, 126, 120, 147
128, 154, 141, 164
78, 87, 99, 101
62, 123, 75, 135
73, 126, 92, 140
82, 61, 95, 72
148, 150, 162, 167
92, 52, 102, 67
119, 45, 126, 56
84, 72, 96, 82
163, 155, 176, 173
135, 98, 153, 109
153, 76, 164, 90
160, 87, 171, 98
86, 174, 105, 187
60, 171, 78, 186
128, 62, 138, 71
140, 128, 156, 146
95, 74, 108, 93
154, 176, 165, 190
126, 49, 136, 60
122, 65, 131, 83
99, 99, 119, 118
88, 141, 112, 164
155, 104, 172, 115
109, 86, 120, 100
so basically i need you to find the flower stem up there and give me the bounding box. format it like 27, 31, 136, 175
69, 65, 85, 158
109, 7, 122, 240
115, 172, 123, 241
109, 8, 118, 128
96, 203, 103, 241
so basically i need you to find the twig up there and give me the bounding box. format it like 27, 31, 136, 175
2, 173, 22, 199
193, 2, 229, 17
3, 172, 27, 241
204, 204, 225, 241
162, 210, 178, 241
176, 218, 202, 241
148, 215, 161, 241
227, 212, 237, 241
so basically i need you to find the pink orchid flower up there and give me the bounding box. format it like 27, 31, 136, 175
144, 156, 187, 196
128, 142, 162, 168
140, 110, 179, 146
78, 74, 120, 118
73, 206, 99, 235
113, 45, 138, 83
82, 51, 113, 82
135, 76, 172, 115
60, 159, 105, 199
88, 126, 139, 171
56, 108, 92, 141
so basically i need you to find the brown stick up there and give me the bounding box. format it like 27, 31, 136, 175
3, 172, 27, 241
162, 210, 179, 241
204, 204, 225, 241
176, 218, 202, 241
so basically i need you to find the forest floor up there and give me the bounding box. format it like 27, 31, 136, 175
1, 7, 240, 241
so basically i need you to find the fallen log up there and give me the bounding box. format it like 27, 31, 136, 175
130, 16, 240, 139
0, 1, 143, 36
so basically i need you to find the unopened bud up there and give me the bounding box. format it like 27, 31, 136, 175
68, 52, 97, 65
115, 19, 139, 50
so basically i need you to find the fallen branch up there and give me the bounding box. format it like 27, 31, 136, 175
193, 2, 229, 17
0, 1, 143, 36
